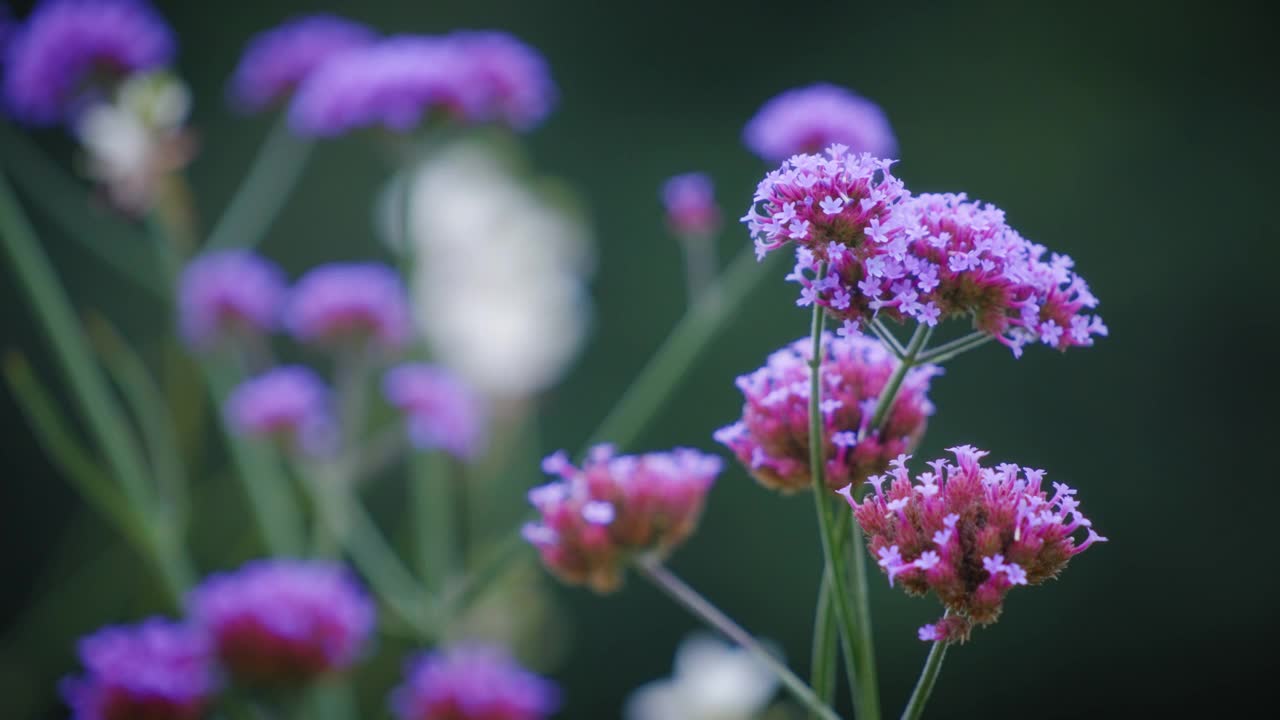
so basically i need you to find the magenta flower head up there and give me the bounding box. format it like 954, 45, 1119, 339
285, 262, 412, 351
889, 192, 1108, 355
188, 559, 376, 684
178, 250, 286, 351
715, 331, 937, 494
524, 445, 721, 593
229, 14, 376, 112
662, 173, 721, 238
3, 0, 174, 125
384, 363, 487, 461
225, 366, 336, 454
60, 618, 216, 720
288, 31, 554, 137
743, 83, 897, 164
839, 446, 1107, 643
390, 643, 560, 720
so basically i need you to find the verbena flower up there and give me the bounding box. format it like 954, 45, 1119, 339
383, 363, 487, 460
715, 331, 937, 493
524, 445, 721, 593
0, 5, 16, 59
662, 173, 720, 238
625, 633, 778, 720
390, 643, 560, 720
3, 0, 174, 125
178, 250, 286, 350
743, 83, 896, 163
60, 618, 215, 720
288, 31, 554, 137
285, 262, 412, 351
838, 446, 1107, 643
188, 559, 375, 684
229, 14, 376, 112
225, 366, 335, 454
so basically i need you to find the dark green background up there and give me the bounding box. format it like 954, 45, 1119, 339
3, 0, 1276, 717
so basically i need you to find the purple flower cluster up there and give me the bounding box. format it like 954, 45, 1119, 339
225, 366, 335, 454
3, 0, 174, 125
61, 619, 215, 720
662, 173, 721, 238
288, 30, 555, 137
188, 559, 376, 684
178, 250, 286, 350
285, 262, 412, 351
715, 331, 937, 493
384, 363, 487, 460
524, 445, 722, 593
839, 446, 1106, 643
390, 643, 560, 720
744, 83, 897, 163
743, 144, 1106, 355
229, 14, 375, 111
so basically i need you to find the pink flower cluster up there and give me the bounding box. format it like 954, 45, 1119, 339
523, 445, 722, 593
714, 331, 937, 493
662, 172, 721, 238
742, 145, 1107, 355
284, 262, 412, 351
390, 643, 560, 720
839, 446, 1106, 643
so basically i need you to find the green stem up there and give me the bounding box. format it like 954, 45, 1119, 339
206, 117, 313, 251
809, 569, 838, 712
864, 323, 932, 436
635, 557, 841, 720
806, 291, 874, 717
869, 318, 907, 359
588, 245, 778, 449
914, 331, 993, 365
900, 639, 948, 720
410, 451, 455, 591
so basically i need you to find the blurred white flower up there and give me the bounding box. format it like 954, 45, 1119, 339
399, 141, 593, 399
75, 71, 193, 213
626, 634, 780, 720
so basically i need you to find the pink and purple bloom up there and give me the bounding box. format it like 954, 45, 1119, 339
60, 618, 216, 720
839, 446, 1106, 643
229, 14, 376, 112
284, 262, 412, 350
662, 173, 721, 238
524, 445, 722, 593
383, 363, 487, 460
743, 83, 897, 163
390, 643, 560, 720
288, 31, 554, 137
3, 0, 174, 125
715, 331, 937, 494
225, 366, 335, 454
188, 559, 375, 684
178, 250, 286, 350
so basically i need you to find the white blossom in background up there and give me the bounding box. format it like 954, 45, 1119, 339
75, 71, 193, 213
400, 141, 593, 399
625, 634, 780, 720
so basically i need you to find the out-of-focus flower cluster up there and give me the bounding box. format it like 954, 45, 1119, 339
524, 446, 722, 593
391, 643, 561, 720
403, 141, 594, 399
742, 145, 1107, 355
744, 83, 897, 163
716, 331, 937, 493
384, 363, 487, 460
839, 446, 1107, 643
229, 14, 375, 112
662, 173, 721, 239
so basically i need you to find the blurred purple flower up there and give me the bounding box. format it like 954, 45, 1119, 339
61, 618, 215, 720
229, 14, 375, 112
285, 262, 412, 351
178, 250, 286, 350
225, 366, 336, 454
383, 363, 487, 460
288, 30, 554, 137
390, 643, 560, 720
188, 559, 375, 684
661, 172, 720, 238
743, 83, 896, 163
3, 0, 174, 125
